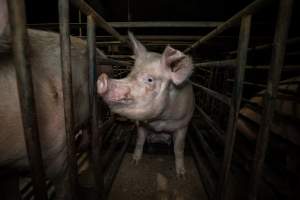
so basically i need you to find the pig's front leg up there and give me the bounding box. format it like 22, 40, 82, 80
173, 127, 187, 177
133, 126, 148, 164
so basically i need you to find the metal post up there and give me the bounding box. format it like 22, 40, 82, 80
248, 0, 294, 199
217, 15, 252, 200
7, 0, 48, 199
58, 0, 78, 199
184, 0, 270, 53
87, 15, 105, 200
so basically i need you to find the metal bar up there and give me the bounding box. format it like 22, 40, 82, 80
194, 105, 225, 146
192, 122, 219, 174
228, 37, 300, 55
58, 0, 78, 199
188, 134, 215, 200
184, 0, 270, 53
226, 79, 267, 88
248, 0, 294, 199
194, 59, 236, 68
217, 15, 252, 200
104, 127, 133, 196
190, 81, 231, 105
70, 0, 127, 44
97, 58, 131, 67
7, 0, 48, 199
245, 65, 300, 71
87, 15, 105, 200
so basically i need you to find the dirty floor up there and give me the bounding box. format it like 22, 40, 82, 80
108, 153, 208, 200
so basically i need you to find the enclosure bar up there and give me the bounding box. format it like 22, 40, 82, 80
184, 0, 270, 53
228, 37, 300, 55
104, 128, 133, 196
190, 81, 231, 105
97, 58, 131, 67
108, 21, 223, 28
226, 79, 266, 88
58, 0, 78, 199
192, 123, 219, 174
217, 15, 252, 200
248, 0, 294, 199
188, 134, 215, 200
7, 0, 48, 199
194, 105, 225, 146
194, 59, 236, 68
70, 0, 127, 44
87, 15, 105, 200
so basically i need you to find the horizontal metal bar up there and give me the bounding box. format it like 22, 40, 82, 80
190, 81, 231, 105
97, 58, 131, 66
194, 105, 225, 145
194, 59, 236, 68
70, 0, 127, 44
109, 21, 223, 28
184, 0, 271, 53
245, 65, 300, 71
226, 79, 266, 88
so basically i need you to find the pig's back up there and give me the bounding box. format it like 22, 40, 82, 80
0, 29, 88, 170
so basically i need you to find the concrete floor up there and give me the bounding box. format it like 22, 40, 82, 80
108, 153, 208, 200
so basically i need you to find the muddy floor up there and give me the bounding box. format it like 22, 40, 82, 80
108, 153, 208, 200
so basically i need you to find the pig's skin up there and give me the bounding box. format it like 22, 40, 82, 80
97, 32, 195, 176
0, 28, 106, 199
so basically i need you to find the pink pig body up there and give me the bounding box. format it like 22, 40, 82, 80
97, 33, 194, 176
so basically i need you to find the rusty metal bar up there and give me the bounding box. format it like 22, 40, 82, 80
7, 0, 48, 199
190, 81, 231, 105
70, 0, 127, 44
58, 0, 78, 199
217, 15, 252, 200
194, 59, 236, 68
184, 0, 270, 53
248, 0, 294, 199
87, 15, 105, 200
188, 134, 215, 200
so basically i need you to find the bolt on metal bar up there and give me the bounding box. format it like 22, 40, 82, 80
184, 0, 271, 53
70, 0, 128, 45
87, 15, 106, 200
190, 81, 231, 105
7, 0, 48, 199
247, 0, 294, 199
58, 0, 78, 199
194, 59, 236, 68
217, 15, 252, 200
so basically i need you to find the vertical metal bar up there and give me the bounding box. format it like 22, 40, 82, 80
58, 0, 78, 199
248, 0, 294, 199
87, 15, 105, 200
78, 10, 82, 36
6, 0, 48, 199
217, 15, 252, 200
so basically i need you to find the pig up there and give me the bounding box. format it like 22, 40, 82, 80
97, 32, 195, 176
0, 0, 108, 198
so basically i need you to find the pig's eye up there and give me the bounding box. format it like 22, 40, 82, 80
143, 76, 154, 84
147, 78, 153, 82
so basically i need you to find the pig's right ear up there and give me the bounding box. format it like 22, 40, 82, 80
128, 31, 147, 59
0, 0, 11, 53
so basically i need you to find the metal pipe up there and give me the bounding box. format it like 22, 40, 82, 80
184, 0, 271, 53
226, 79, 267, 88
87, 15, 105, 200
97, 58, 131, 67
248, 0, 294, 199
7, 0, 48, 199
217, 15, 252, 200
188, 134, 215, 200
190, 81, 231, 105
194, 105, 225, 146
70, 0, 127, 44
194, 59, 236, 68
58, 0, 78, 199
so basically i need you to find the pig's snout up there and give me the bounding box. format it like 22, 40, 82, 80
97, 73, 108, 95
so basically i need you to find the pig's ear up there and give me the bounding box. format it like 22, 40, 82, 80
161, 45, 193, 85
128, 31, 147, 59
0, 0, 11, 53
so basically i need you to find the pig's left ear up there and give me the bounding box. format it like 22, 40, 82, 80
161, 45, 193, 85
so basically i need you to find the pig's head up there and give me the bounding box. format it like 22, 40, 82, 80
97, 32, 193, 121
